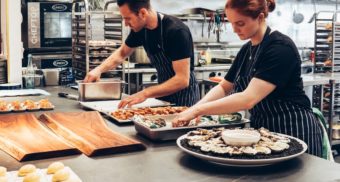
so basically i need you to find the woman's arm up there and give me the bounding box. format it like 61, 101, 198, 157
172, 77, 276, 127
195, 79, 234, 106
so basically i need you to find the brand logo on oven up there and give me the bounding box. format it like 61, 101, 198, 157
53, 60, 69, 67
30, 6, 39, 45
52, 4, 67, 11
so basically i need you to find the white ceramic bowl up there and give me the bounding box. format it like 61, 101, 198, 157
222, 130, 261, 146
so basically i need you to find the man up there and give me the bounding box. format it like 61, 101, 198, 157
84, 0, 199, 108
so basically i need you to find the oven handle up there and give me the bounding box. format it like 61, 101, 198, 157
104, 0, 117, 11
72, 0, 90, 12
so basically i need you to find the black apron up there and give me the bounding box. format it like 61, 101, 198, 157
234, 27, 323, 157
144, 13, 199, 106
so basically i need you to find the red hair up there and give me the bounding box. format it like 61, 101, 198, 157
225, 0, 276, 19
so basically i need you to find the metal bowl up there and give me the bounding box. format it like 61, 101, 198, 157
78, 79, 125, 101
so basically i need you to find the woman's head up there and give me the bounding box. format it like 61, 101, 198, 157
225, 0, 275, 40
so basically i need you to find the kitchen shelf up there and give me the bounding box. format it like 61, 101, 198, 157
71, 0, 125, 80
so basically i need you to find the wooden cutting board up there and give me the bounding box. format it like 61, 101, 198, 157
39, 111, 145, 156
0, 114, 80, 161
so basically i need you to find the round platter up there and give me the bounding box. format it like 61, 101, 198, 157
176, 133, 307, 167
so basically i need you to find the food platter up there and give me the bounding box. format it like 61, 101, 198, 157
176, 131, 307, 167
133, 114, 249, 141
79, 98, 171, 123
0, 99, 55, 113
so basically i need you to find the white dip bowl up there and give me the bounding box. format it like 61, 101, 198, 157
222, 130, 261, 146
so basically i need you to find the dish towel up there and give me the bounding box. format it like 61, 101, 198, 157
313, 108, 334, 162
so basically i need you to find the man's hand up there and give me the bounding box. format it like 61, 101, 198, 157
172, 107, 200, 127
118, 91, 148, 109
84, 68, 102, 83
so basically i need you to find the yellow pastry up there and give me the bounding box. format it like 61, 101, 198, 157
0, 176, 7, 182
52, 168, 70, 182
18, 164, 36, 177
23, 172, 40, 182
63, 178, 81, 182
0, 166, 6, 177
47, 162, 64, 174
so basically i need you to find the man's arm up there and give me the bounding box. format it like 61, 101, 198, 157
143, 58, 191, 98
118, 57, 191, 108
84, 43, 135, 82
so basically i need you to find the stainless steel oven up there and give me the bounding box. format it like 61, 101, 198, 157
31, 53, 72, 69
26, 2, 72, 50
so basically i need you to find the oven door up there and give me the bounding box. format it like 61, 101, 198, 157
28, 2, 72, 49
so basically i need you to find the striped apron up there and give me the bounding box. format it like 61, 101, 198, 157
143, 13, 199, 106
233, 27, 323, 157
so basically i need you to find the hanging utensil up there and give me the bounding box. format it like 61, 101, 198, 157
201, 11, 206, 37
293, 10, 304, 24
308, 0, 317, 23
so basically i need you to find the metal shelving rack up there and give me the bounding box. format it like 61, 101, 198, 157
314, 11, 334, 73
329, 11, 340, 146
71, 0, 124, 80
313, 12, 334, 114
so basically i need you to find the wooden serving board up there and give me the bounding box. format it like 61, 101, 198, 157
39, 111, 145, 156
0, 114, 80, 161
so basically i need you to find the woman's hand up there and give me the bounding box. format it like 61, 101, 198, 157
172, 107, 201, 127
118, 91, 147, 109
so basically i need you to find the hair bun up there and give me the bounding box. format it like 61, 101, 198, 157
267, 0, 276, 12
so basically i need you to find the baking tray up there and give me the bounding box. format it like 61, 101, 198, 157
133, 115, 250, 141
79, 98, 171, 123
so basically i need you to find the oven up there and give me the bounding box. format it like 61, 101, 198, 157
24, 2, 72, 51
31, 53, 72, 69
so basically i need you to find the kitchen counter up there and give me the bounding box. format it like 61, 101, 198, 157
122, 65, 230, 74
0, 87, 340, 182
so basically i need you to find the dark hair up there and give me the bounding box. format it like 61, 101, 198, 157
225, 0, 276, 19
117, 0, 151, 15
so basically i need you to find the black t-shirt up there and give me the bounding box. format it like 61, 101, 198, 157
225, 31, 311, 108
125, 14, 194, 71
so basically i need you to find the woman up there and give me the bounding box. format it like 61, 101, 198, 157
172, 0, 323, 157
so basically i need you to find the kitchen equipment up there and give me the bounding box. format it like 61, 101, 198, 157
292, 2, 304, 24
58, 92, 79, 100
25, 2, 72, 51
0, 114, 79, 161
77, 79, 125, 101
129, 47, 150, 64
332, 124, 340, 139
39, 111, 145, 156
43, 69, 60, 86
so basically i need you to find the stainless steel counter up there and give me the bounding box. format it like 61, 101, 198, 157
123, 65, 231, 74
0, 87, 340, 182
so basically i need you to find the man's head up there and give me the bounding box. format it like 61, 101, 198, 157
117, 0, 151, 32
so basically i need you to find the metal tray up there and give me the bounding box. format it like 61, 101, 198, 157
79, 99, 171, 123
133, 115, 250, 141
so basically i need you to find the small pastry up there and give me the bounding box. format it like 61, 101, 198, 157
52, 168, 70, 182
0, 176, 7, 182
63, 178, 81, 182
18, 164, 36, 177
0, 166, 6, 176
23, 172, 40, 182
38, 99, 54, 109
47, 162, 64, 174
